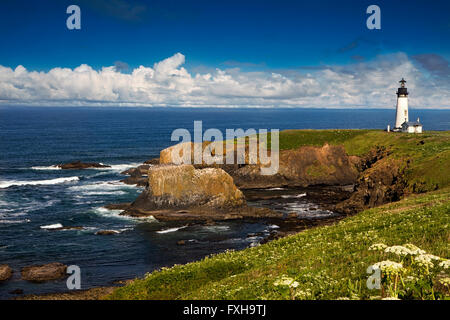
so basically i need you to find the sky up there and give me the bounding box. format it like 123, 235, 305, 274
0, 0, 449, 108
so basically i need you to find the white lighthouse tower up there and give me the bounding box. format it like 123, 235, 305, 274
394, 78, 409, 130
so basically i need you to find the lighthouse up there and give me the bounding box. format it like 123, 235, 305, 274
394, 78, 409, 130
389, 78, 423, 133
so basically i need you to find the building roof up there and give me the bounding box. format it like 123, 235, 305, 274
402, 121, 422, 127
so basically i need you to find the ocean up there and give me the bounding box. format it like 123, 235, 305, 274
0, 106, 448, 298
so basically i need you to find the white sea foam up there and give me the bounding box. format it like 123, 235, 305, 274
0, 218, 31, 224
0, 177, 79, 189
202, 225, 230, 232
266, 187, 286, 190
281, 193, 307, 199
40, 223, 63, 229
31, 165, 61, 170
92, 207, 155, 222
82, 190, 127, 196
68, 181, 138, 192
107, 163, 145, 172
31, 162, 143, 172
156, 225, 188, 234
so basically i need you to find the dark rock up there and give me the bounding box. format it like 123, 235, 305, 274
335, 157, 407, 214
103, 203, 131, 211
9, 289, 24, 295
95, 230, 120, 235
21, 263, 67, 282
144, 158, 160, 165
57, 161, 110, 170
120, 176, 148, 187
0, 264, 13, 281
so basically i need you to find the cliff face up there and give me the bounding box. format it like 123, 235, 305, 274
129, 164, 245, 212
159, 143, 360, 189
335, 157, 408, 214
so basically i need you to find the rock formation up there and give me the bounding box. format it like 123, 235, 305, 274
57, 161, 110, 170
121, 164, 282, 221
21, 262, 67, 282
0, 264, 13, 282
158, 143, 360, 189
130, 164, 245, 211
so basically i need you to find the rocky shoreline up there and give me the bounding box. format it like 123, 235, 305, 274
5, 140, 408, 299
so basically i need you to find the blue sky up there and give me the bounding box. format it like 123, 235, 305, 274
0, 0, 449, 108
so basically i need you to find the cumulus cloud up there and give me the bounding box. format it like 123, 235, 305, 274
0, 52, 448, 108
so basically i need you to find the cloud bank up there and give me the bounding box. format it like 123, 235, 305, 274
0, 52, 448, 108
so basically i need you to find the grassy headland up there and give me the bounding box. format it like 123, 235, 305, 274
275, 129, 450, 193
108, 130, 449, 300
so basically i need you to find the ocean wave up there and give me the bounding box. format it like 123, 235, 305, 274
68, 181, 138, 192
81, 190, 128, 196
31, 165, 61, 170
156, 225, 188, 234
106, 163, 145, 172
281, 193, 307, 199
40, 223, 63, 229
30, 162, 143, 172
202, 225, 230, 232
92, 207, 155, 222
0, 177, 79, 189
0, 218, 31, 224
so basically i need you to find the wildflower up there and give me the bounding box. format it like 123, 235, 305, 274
369, 243, 387, 251
294, 288, 312, 299
274, 275, 298, 288
438, 277, 450, 287
384, 245, 413, 256
438, 260, 450, 270
373, 260, 404, 273
403, 243, 426, 255
414, 254, 439, 269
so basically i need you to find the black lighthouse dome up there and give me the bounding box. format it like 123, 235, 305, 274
396, 78, 408, 97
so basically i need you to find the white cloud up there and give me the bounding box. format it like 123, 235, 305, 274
0, 52, 448, 108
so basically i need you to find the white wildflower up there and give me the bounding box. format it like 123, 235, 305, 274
438, 260, 450, 269
438, 277, 450, 287
274, 275, 298, 288
403, 243, 426, 255
369, 243, 387, 251
372, 260, 404, 275
384, 245, 413, 256
414, 254, 440, 269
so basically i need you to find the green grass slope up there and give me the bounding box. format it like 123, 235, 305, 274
275, 130, 450, 193
108, 187, 449, 300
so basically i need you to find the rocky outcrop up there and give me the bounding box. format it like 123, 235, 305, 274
130, 164, 245, 211
120, 164, 151, 186
120, 164, 283, 221
195, 144, 360, 189
335, 157, 408, 214
57, 161, 110, 170
0, 264, 13, 282
95, 230, 120, 235
21, 263, 67, 282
